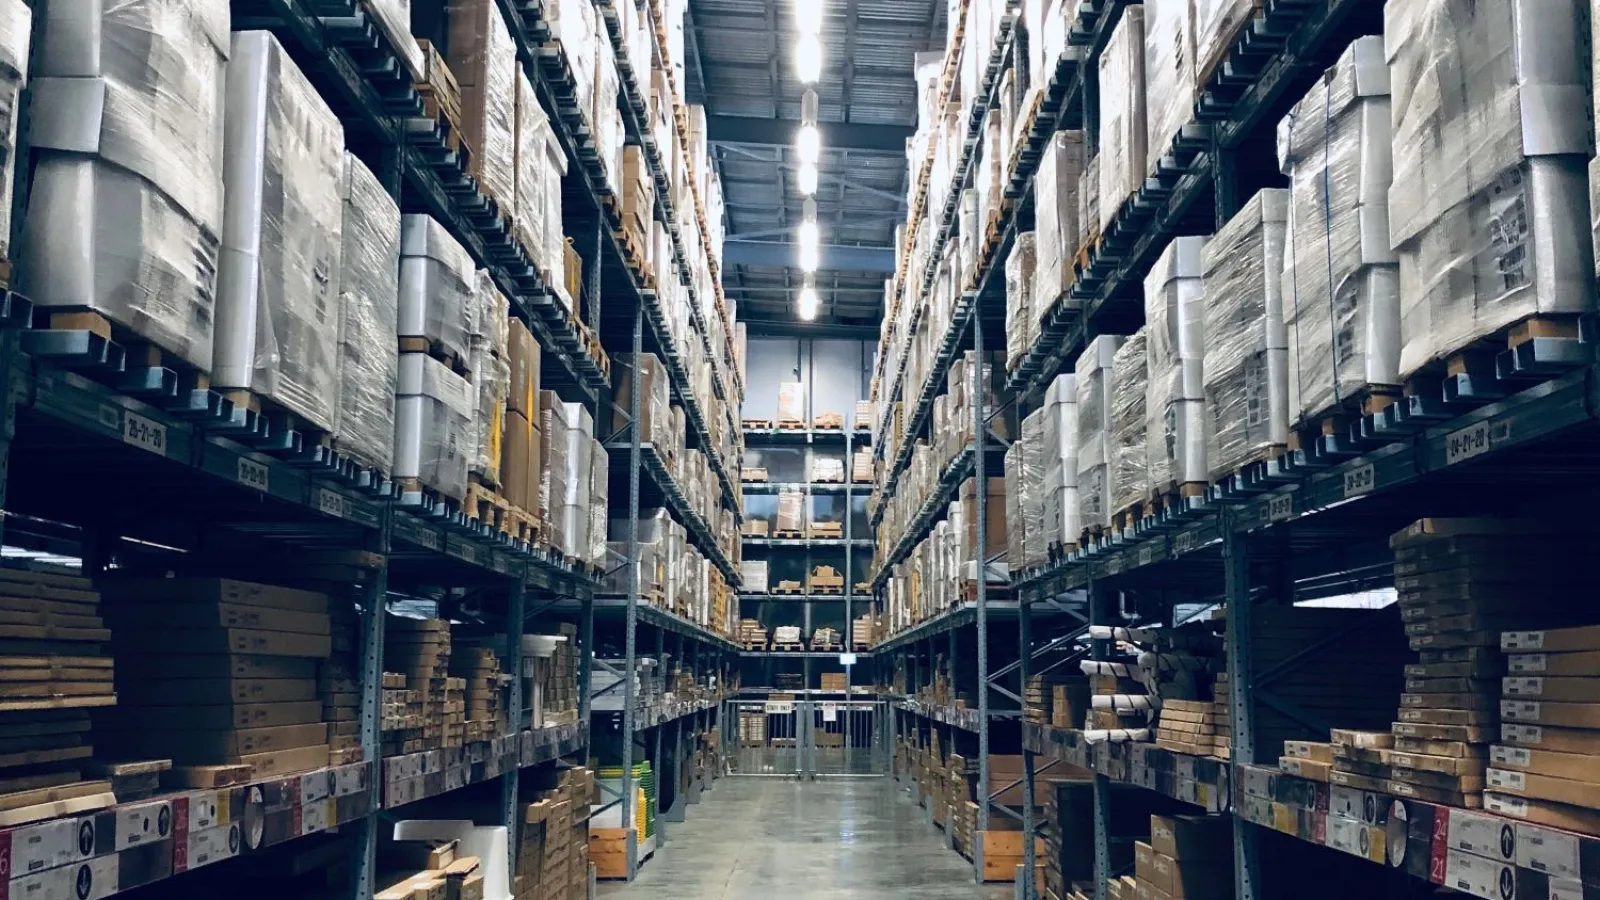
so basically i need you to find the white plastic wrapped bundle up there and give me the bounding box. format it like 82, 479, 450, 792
215, 32, 345, 431
610, 353, 670, 444
1042, 374, 1079, 547
396, 354, 474, 501
812, 458, 845, 483
777, 381, 806, 422
1386, 0, 1596, 380
1034, 132, 1085, 320
539, 396, 570, 540
0, 0, 27, 267
336, 154, 401, 472
1004, 442, 1026, 568
1097, 5, 1147, 232
560, 402, 594, 559
1108, 330, 1149, 518
474, 269, 509, 355
446, 0, 517, 210
1004, 232, 1038, 371
22, 0, 229, 370
1143, 0, 1196, 167
1020, 409, 1047, 567
400, 216, 477, 362
1144, 237, 1209, 492
1076, 335, 1123, 530
1279, 36, 1400, 426
1203, 190, 1290, 479
469, 351, 508, 485
589, 439, 610, 564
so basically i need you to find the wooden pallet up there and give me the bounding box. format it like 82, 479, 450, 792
1148, 481, 1208, 516
36, 308, 212, 391
221, 388, 334, 450
813, 415, 845, 431
810, 583, 844, 595
772, 529, 805, 540
741, 468, 769, 483
814, 474, 844, 484
772, 643, 805, 652
770, 581, 805, 595
743, 418, 774, 430
416, 87, 473, 173
399, 336, 472, 378
777, 419, 809, 431
1072, 231, 1103, 281
809, 524, 844, 539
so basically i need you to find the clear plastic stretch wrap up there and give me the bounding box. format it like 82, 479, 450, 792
1004, 442, 1026, 568
539, 393, 570, 539
215, 31, 344, 431
336, 154, 401, 472
776, 491, 805, 534
610, 352, 668, 445
400, 215, 478, 362
1042, 374, 1079, 547
1019, 410, 1047, 567
1143, 0, 1196, 166
1034, 131, 1085, 319
588, 439, 609, 565
1279, 36, 1400, 426
1108, 329, 1149, 518
1076, 336, 1122, 530
0, 0, 27, 266
1097, 5, 1146, 233
777, 381, 806, 422
474, 269, 509, 355
1144, 236, 1208, 491
1005, 232, 1038, 371
560, 402, 594, 560
395, 354, 474, 501
22, 0, 229, 370
446, 0, 517, 209
1203, 190, 1290, 479
470, 349, 509, 486
1386, 0, 1596, 380
812, 458, 845, 483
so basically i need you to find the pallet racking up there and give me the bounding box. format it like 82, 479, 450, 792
0, 0, 742, 895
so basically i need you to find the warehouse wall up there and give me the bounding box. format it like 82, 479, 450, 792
741, 338, 871, 422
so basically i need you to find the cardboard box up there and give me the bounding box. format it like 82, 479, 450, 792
1133, 842, 1161, 889
1507, 651, 1600, 676
1165, 854, 1230, 900
1501, 723, 1600, 755
1504, 626, 1600, 653
1149, 815, 1230, 861
1502, 700, 1600, 729
1490, 744, 1600, 784
505, 320, 539, 417
1483, 792, 1600, 836
1487, 767, 1600, 809
500, 410, 536, 512
104, 578, 329, 613
1502, 676, 1600, 702
1279, 757, 1331, 781
1282, 741, 1333, 762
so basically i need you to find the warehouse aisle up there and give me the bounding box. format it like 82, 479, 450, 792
597, 778, 1013, 899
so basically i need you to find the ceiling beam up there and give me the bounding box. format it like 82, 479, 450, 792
739, 318, 883, 340
723, 240, 897, 273
706, 115, 913, 153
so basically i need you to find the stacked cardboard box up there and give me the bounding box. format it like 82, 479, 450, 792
1136, 814, 1232, 900
1097, 6, 1146, 233
0, 567, 118, 819
385, 618, 452, 752
501, 319, 543, 523
1488, 624, 1600, 835
1033, 132, 1085, 327
322, 601, 364, 765
449, 647, 504, 741
376, 845, 487, 900
1210, 671, 1231, 759
1145, 237, 1208, 497
1075, 336, 1123, 534
100, 578, 333, 780
1082, 662, 1152, 736
1388, 519, 1583, 807
851, 614, 878, 650
1158, 700, 1219, 757
381, 673, 423, 757
1328, 729, 1394, 794
445, 0, 517, 215
1005, 232, 1038, 372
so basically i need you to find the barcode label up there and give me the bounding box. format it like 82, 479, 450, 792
122, 412, 167, 455
237, 458, 269, 492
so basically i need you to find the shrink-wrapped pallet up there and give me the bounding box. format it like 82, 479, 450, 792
337, 153, 401, 473
1005, 233, 1038, 372
1005, 442, 1027, 569
0, 0, 26, 269
215, 32, 344, 431
446, 0, 517, 210
1034, 131, 1086, 320
396, 354, 474, 501
1108, 330, 1149, 520
1386, 0, 1596, 380
776, 491, 805, 534
1204, 190, 1291, 479
1042, 374, 1079, 551
1143, 0, 1196, 169
777, 381, 806, 423
400, 215, 478, 362
1144, 237, 1209, 493
1097, 6, 1147, 233
539, 392, 571, 546
588, 439, 610, 565
1193, 0, 1256, 92
1279, 36, 1400, 426
1076, 336, 1123, 531
610, 353, 670, 445
560, 403, 595, 560
22, 0, 228, 370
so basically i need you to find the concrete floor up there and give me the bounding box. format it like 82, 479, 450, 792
597, 776, 1013, 899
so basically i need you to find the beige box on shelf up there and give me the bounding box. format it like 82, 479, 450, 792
777, 381, 806, 423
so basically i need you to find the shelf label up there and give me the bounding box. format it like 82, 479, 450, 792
839, 653, 857, 666
1266, 492, 1293, 523
1137, 545, 1155, 567
237, 458, 269, 492
122, 412, 167, 456
1445, 420, 1493, 466
316, 489, 350, 520
1173, 531, 1196, 556
1343, 463, 1375, 498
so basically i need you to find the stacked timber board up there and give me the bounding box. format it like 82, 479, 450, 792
0, 566, 119, 825
97, 577, 334, 784
385, 618, 455, 751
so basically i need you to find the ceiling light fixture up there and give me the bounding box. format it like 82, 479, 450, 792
796, 123, 821, 165
794, 0, 824, 36
798, 283, 819, 321
795, 33, 823, 83
797, 161, 819, 195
